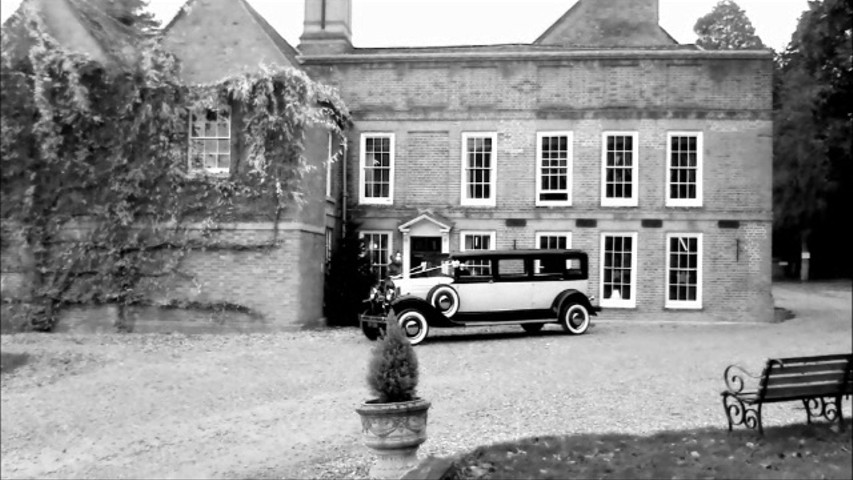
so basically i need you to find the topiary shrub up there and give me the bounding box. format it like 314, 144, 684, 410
366, 311, 419, 403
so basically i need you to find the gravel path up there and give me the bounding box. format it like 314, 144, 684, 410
1, 281, 851, 479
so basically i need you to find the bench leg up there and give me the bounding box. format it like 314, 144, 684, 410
804, 397, 844, 428
757, 403, 764, 435
722, 395, 734, 431
803, 399, 813, 425
836, 396, 844, 431
723, 394, 761, 433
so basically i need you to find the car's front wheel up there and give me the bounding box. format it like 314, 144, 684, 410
561, 303, 590, 335
396, 309, 429, 346
361, 322, 380, 341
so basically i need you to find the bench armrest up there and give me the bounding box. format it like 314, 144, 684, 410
723, 364, 762, 395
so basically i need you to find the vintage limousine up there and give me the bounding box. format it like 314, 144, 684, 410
359, 249, 600, 345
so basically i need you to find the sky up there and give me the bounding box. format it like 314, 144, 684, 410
0, 0, 810, 52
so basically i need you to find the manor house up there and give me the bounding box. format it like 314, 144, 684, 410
3, 0, 774, 327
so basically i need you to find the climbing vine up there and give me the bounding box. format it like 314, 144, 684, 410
0, 8, 350, 330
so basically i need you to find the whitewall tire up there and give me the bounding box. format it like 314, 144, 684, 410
397, 309, 429, 346
429, 285, 460, 318
561, 303, 590, 335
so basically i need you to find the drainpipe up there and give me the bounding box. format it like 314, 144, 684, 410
341, 139, 348, 237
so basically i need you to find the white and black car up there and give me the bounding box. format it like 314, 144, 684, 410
359, 249, 600, 345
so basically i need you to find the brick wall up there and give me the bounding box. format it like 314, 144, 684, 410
0, 125, 335, 332
304, 49, 773, 322
306, 56, 772, 114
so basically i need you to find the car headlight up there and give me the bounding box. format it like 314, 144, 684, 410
385, 288, 396, 302
369, 287, 378, 301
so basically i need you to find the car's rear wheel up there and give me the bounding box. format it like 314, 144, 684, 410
397, 309, 429, 346
561, 303, 590, 335
429, 285, 460, 318
521, 323, 544, 334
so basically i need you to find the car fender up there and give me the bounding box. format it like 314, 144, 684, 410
390, 296, 453, 326
552, 289, 598, 317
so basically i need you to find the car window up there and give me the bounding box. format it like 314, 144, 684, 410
564, 257, 586, 280
455, 259, 491, 280
496, 258, 528, 281
533, 256, 587, 280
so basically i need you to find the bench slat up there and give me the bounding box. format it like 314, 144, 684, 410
774, 354, 852, 364
766, 363, 848, 375
763, 384, 845, 401
765, 371, 847, 387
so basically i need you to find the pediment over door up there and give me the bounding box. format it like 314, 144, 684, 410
398, 212, 453, 278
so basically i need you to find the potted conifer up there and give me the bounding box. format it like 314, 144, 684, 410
355, 311, 431, 479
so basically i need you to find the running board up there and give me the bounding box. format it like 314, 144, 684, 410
452, 319, 558, 327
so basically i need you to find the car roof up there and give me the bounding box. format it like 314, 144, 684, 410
450, 249, 587, 259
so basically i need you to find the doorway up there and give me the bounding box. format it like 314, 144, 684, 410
410, 236, 444, 275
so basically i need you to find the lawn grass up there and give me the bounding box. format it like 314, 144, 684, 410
443, 420, 853, 480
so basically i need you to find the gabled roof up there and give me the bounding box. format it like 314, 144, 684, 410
162, 0, 300, 84
2, 0, 141, 67
535, 0, 677, 48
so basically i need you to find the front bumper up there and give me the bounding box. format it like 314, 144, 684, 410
359, 313, 388, 329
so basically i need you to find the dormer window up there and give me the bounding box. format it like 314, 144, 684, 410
189, 108, 231, 174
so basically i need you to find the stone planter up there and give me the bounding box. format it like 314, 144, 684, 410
355, 397, 431, 479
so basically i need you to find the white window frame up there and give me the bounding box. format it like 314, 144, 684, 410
359, 133, 395, 205
188, 107, 231, 175
665, 233, 703, 309
534, 231, 573, 250
360, 230, 393, 281
459, 230, 496, 277
535, 131, 573, 206
459, 231, 497, 252
600, 131, 639, 207
460, 132, 498, 207
665, 131, 703, 207
599, 232, 639, 308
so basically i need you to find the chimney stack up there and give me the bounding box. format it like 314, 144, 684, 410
298, 0, 352, 55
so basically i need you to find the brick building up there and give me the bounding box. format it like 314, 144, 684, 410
297, 0, 774, 322
2, 0, 774, 328
2, 0, 339, 330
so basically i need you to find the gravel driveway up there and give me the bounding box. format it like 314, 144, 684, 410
1, 281, 851, 479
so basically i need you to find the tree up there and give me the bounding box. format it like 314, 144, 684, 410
693, 0, 765, 50
773, 0, 852, 279
93, 0, 160, 33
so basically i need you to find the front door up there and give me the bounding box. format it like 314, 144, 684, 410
410, 236, 444, 275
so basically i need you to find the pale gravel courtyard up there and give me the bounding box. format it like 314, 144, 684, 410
0, 281, 850, 479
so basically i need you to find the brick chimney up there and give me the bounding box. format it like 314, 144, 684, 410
298, 0, 352, 55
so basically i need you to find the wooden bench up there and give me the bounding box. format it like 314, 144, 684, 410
721, 354, 852, 434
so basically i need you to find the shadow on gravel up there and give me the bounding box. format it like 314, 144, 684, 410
424, 328, 583, 345
1, 352, 30, 375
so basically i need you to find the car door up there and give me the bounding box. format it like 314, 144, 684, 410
455, 257, 533, 313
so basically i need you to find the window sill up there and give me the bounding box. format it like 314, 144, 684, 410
600, 202, 638, 208
326, 196, 336, 205
535, 203, 573, 208
664, 304, 703, 310
665, 202, 704, 208
599, 302, 637, 309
